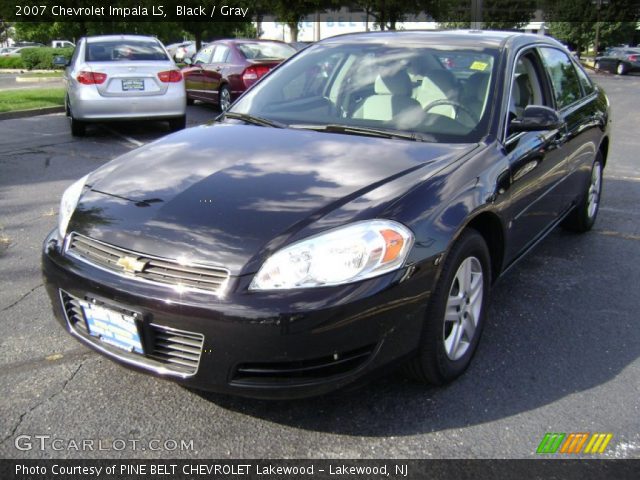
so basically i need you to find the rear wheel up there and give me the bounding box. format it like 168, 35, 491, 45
594, 61, 601, 71
219, 85, 232, 112
68, 104, 86, 137
616, 62, 628, 75
169, 115, 186, 132
186, 96, 194, 106
405, 229, 491, 385
562, 153, 603, 233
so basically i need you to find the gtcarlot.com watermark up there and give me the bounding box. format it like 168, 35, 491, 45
15, 434, 194, 452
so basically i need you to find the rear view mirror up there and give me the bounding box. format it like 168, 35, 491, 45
510, 105, 564, 132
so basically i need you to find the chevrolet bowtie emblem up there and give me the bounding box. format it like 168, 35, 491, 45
116, 256, 147, 273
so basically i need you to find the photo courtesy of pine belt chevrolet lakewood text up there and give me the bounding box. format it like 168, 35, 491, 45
42, 31, 611, 399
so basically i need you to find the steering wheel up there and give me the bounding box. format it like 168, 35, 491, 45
422, 99, 479, 123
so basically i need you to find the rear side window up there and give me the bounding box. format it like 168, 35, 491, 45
211, 45, 230, 63
194, 46, 214, 64
574, 63, 595, 96
86, 40, 168, 62
539, 48, 582, 109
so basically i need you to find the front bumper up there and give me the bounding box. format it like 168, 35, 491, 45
42, 230, 436, 399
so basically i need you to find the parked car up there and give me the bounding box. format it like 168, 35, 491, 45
181, 39, 296, 110
43, 31, 610, 398
165, 41, 191, 60
51, 40, 75, 48
1, 46, 42, 57
173, 41, 201, 62
0, 47, 17, 55
59, 34, 186, 136
595, 47, 640, 75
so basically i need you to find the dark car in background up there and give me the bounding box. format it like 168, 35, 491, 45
181, 39, 296, 110
43, 31, 610, 399
595, 47, 640, 75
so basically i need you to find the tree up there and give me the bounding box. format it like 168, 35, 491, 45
435, 0, 538, 30
544, 0, 639, 52
352, 0, 425, 30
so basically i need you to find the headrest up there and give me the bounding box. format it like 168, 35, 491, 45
420, 70, 458, 97
374, 71, 413, 96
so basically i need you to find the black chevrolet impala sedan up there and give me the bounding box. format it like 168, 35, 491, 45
43, 31, 610, 398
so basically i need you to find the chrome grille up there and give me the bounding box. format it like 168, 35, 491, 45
66, 233, 229, 295
60, 290, 204, 377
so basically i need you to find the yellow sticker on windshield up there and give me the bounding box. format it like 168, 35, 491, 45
470, 61, 488, 71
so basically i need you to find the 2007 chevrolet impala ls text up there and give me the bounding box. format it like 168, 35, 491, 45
42, 31, 610, 398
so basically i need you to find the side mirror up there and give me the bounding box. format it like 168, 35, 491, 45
53, 55, 68, 67
183, 57, 192, 66
509, 105, 564, 133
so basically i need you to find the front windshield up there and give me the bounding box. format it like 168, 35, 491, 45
231, 42, 498, 142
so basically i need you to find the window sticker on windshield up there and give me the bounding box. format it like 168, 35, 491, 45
470, 61, 489, 71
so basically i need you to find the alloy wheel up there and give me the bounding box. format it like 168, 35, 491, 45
443, 256, 483, 361
587, 161, 602, 219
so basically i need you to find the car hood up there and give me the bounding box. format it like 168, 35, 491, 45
71, 124, 475, 275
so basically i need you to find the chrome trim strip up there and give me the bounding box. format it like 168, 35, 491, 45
59, 289, 203, 379
64, 232, 230, 297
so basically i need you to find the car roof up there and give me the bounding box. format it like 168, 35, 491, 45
319, 30, 561, 50
85, 35, 160, 43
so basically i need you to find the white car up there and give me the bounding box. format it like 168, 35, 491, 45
62, 35, 186, 136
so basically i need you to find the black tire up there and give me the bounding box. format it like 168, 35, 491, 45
594, 61, 601, 71
562, 153, 603, 233
186, 96, 194, 106
69, 108, 86, 137
219, 85, 232, 112
405, 229, 491, 385
616, 62, 628, 75
169, 115, 186, 132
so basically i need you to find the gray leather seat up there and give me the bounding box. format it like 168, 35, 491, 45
353, 70, 422, 122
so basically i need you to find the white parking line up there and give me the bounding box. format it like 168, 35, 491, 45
101, 126, 145, 147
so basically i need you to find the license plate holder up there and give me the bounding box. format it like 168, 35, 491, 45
122, 79, 145, 91
80, 301, 144, 354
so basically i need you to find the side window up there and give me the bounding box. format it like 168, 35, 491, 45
508, 53, 548, 121
539, 48, 582, 109
212, 45, 230, 63
193, 46, 213, 65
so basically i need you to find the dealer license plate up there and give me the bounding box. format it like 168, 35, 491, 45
122, 79, 145, 91
80, 301, 143, 353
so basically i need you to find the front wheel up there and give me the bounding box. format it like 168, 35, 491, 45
616, 62, 628, 75
562, 154, 603, 232
405, 229, 491, 385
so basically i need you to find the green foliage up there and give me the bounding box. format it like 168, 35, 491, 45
20, 47, 73, 70
436, 0, 538, 29
0, 56, 24, 69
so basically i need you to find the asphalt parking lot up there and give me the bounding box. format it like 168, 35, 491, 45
1, 73, 639, 459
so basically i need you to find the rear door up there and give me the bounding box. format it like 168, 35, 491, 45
201, 44, 232, 104
538, 46, 601, 209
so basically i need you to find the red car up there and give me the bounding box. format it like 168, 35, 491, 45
182, 39, 296, 111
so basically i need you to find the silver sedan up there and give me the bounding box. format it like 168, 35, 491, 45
62, 35, 186, 136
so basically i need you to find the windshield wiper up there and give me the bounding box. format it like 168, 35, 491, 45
222, 112, 285, 128
290, 123, 429, 142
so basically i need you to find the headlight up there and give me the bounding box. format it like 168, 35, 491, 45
250, 220, 414, 290
58, 174, 89, 238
